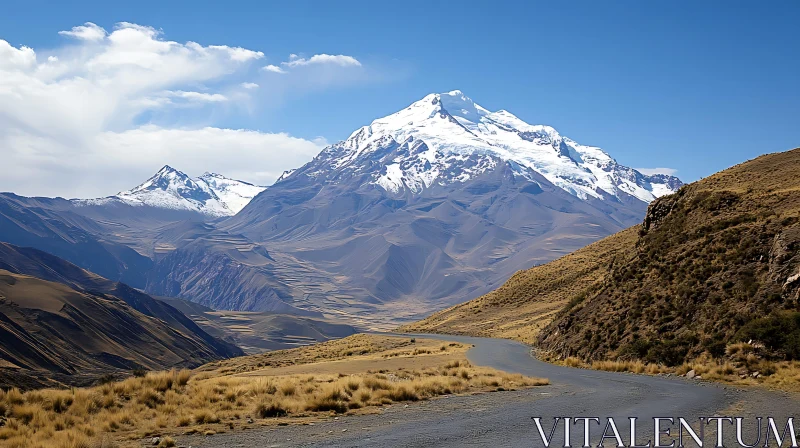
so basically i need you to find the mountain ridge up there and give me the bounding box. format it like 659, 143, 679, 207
0, 241, 242, 360
295, 90, 682, 202
74, 165, 266, 217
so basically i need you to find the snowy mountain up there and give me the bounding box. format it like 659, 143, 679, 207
305, 90, 682, 202
76, 166, 265, 217
196, 172, 268, 214
4, 90, 687, 327
207, 91, 683, 323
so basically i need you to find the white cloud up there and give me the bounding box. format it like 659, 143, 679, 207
284, 53, 361, 68
262, 64, 286, 74
261, 54, 362, 75
0, 41, 36, 69
0, 22, 363, 198
636, 167, 678, 176
58, 22, 107, 41
166, 90, 228, 102
1, 126, 326, 198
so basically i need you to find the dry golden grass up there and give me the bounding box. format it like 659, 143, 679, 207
547, 341, 800, 393
552, 355, 668, 376
0, 335, 547, 447
197, 334, 436, 375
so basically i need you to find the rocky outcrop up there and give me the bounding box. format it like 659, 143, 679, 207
641, 189, 681, 233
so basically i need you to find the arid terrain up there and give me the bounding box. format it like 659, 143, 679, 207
400, 226, 638, 344
183, 335, 800, 448
0, 335, 545, 447
158, 297, 359, 353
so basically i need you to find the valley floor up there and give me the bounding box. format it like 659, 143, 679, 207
182, 335, 800, 448
0, 335, 545, 448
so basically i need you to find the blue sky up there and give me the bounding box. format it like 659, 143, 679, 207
1, 0, 798, 196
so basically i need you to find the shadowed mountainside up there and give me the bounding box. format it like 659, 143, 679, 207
0, 270, 231, 389
0, 194, 154, 288
0, 242, 242, 360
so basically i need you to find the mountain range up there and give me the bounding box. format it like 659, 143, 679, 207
0, 90, 682, 329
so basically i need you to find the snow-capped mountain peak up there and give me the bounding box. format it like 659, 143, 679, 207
76, 167, 266, 217
319, 90, 682, 202
122, 165, 215, 201
196, 172, 267, 214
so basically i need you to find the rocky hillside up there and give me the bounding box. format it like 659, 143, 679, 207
409, 148, 800, 365
539, 148, 800, 365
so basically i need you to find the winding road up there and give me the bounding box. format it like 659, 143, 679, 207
185, 334, 799, 447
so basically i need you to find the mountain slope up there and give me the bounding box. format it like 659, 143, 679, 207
197, 172, 268, 214
400, 226, 638, 343
0, 269, 232, 389
0, 242, 242, 359
539, 147, 800, 364
158, 297, 359, 353
0, 193, 154, 288
145, 232, 304, 314
408, 147, 800, 365
75, 166, 266, 217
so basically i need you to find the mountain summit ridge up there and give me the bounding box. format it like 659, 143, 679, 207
75, 166, 265, 217
298, 90, 682, 202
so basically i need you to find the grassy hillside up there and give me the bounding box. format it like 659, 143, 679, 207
400, 226, 637, 343
539, 148, 800, 365
408, 148, 800, 368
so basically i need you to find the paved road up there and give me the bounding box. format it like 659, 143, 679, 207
184, 334, 798, 448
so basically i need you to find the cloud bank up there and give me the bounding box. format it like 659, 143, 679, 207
0, 22, 363, 198
636, 167, 678, 176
